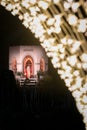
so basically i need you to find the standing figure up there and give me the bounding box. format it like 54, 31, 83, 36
24, 65, 30, 79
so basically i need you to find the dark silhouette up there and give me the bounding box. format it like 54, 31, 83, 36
0, 69, 85, 130
0, 69, 22, 130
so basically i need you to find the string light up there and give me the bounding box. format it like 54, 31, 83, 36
0, 0, 87, 129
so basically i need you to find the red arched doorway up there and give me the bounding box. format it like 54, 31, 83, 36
23, 56, 34, 78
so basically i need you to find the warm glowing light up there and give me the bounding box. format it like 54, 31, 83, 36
81, 53, 87, 62
64, 1, 70, 10
78, 19, 87, 33
71, 2, 80, 12
38, 1, 49, 10
67, 55, 77, 66
53, 0, 60, 4
68, 14, 78, 26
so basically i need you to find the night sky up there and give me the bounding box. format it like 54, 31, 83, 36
0, 5, 41, 69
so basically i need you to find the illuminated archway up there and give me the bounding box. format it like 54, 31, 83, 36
0, 1, 87, 129
23, 55, 34, 77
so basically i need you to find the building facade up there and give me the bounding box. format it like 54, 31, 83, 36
9, 46, 48, 78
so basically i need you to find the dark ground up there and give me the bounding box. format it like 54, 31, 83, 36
0, 69, 85, 130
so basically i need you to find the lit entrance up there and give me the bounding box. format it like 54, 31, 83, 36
23, 56, 34, 78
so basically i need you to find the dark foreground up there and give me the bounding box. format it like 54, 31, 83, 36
0, 70, 85, 130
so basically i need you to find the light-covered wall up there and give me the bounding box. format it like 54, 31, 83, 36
9, 45, 48, 76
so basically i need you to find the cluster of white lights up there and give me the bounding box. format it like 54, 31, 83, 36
0, 0, 87, 129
